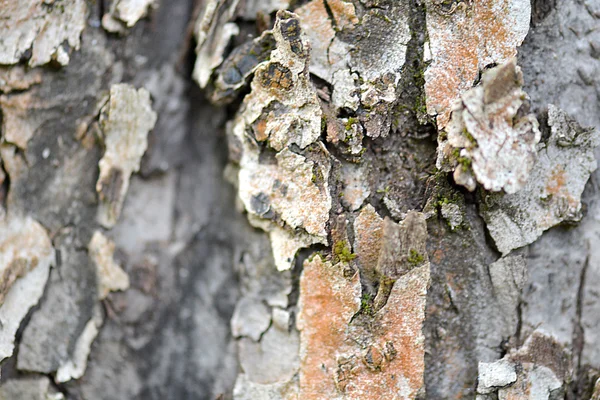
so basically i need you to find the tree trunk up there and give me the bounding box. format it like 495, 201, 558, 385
0, 0, 599, 399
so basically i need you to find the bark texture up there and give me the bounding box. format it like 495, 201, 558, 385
0, 0, 599, 399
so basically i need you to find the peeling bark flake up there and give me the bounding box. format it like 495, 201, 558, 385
0, 0, 86, 67
477, 330, 570, 399
102, 0, 157, 33
230, 11, 330, 270
0, 215, 54, 362
96, 84, 157, 228
55, 306, 103, 383
437, 59, 541, 193
481, 105, 599, 255
88, 231, 130, 300
297, 254, 430, 399
192, 0, 240, 88
424, 0, 531, 128
296, 255, 362, 399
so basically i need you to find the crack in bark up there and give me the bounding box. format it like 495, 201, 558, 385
573, 245, 590, 382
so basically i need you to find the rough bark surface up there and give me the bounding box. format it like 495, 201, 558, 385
0, 0, 599, 399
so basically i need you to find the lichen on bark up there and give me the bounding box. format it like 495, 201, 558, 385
297, 253, 430, 399
437, 58, 541, 193
481, 105, 599, 255
1, 0, 599, 398
228, 10, 330, 270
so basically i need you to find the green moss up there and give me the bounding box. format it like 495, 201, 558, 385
433, 190, 462, 211
343, 131, 354, 144
458, 156, 472, 168
360, 292, 374, 315
311, 166, 324, 186
307, 251, 323, 263
407, 249, 424, 266
369, 11, 392, 23
321, 115, 327, 132
345, 117, 358, 131
413, 68, 425, 83
463, 129, 477, 146
414, 94, 428, 115
452, 148, 472, 168
333, 241, 357, 264
410, 63, 429, 116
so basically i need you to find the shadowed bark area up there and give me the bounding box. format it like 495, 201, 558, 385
0, 0, 599, 399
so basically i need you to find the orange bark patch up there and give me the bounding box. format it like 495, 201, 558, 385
432, 248, 445, 264
297, 255, 430, 399
546, 166, 566, 195
425, 0, 530, 128
345, 266, 430, 399
353, 205, 384, 277
253, 118, 268, 141
326, 0, 359, 29
297, 256, 362, 399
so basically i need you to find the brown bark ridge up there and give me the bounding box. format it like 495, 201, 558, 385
0, 0, 599, 399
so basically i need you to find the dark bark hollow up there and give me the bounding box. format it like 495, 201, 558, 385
0, 0, 599, 399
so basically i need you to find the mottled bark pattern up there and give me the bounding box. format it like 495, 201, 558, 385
0, 0, 599, 399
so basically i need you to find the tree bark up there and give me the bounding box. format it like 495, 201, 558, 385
0, 0, 599, 399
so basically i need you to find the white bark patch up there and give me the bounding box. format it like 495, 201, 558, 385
55, 231, 130, 383
233, 373, 299, 400
88, 231, 130, 300
102, 0, 156, 33
236, 13, 322, 151
0, 215, 54, 362
477, 331, 568, 399
96, 84, 157, 228
192, 0, 240, 88
55, 306, 103, 383
296, 0, 409, 139
349, 9, 409, 84
331, 69, 360, 112
268, 226, 325, 272
231, 297, 272, 341
231, 11, 330, 270
295, 0, 361, 83
239, 147, 330, 238
438, 59, 541, 193
0, 0, 86, 67
340, 161, 370, 212
238, 309, 300, 385
440, 202, 464, 231
481, 105, 599, 255
477, 359, 517, 394
0, 376, 64, 399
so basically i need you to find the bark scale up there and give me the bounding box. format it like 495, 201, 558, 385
0, 0, 599, 399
